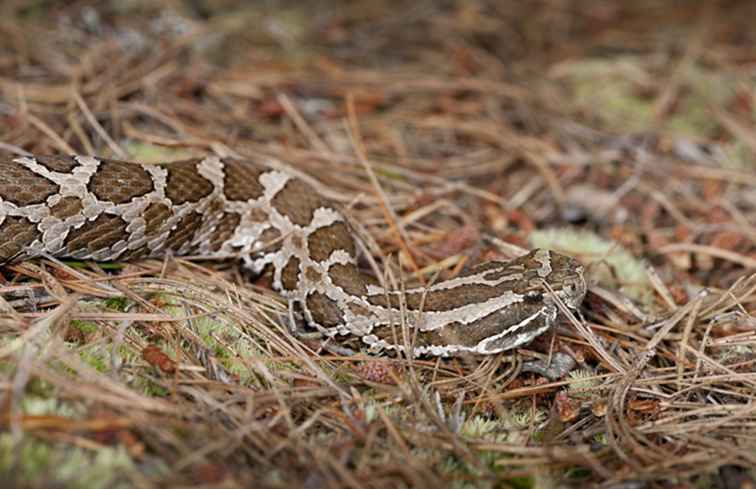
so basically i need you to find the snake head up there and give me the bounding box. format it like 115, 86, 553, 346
503, 249, 585, 309
362, 248, 587, 356
534, 250, 587, 310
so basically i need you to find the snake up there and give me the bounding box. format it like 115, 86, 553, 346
0, 154, 586, 356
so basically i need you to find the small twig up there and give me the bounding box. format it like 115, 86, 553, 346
658, 244, 756, 269
73, 89, 127, 158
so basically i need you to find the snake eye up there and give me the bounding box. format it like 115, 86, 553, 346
524, 290, 542, 302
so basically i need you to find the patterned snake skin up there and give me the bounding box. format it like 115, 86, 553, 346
0, 155, 586, 356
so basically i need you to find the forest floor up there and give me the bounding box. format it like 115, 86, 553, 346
1, 1, 755, 488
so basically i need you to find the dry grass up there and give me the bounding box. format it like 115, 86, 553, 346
1, 1, 755, 487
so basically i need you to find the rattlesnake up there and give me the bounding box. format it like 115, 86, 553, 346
0, 154, 586, 356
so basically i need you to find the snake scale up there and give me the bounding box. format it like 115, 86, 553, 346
0, 155, 586, 356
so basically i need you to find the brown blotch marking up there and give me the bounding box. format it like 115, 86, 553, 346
306, 292, 344, 328
476, 251, 554, 283
328, 263, 370, 296
482, 266, 521, 282
163, 211, 203, 251
89, 159, 154, 204
0, 216, 41, 263
248, 207, 268, 223
34, 155, 80, 173
307, 221, 355, 262
142, 202, 173, 236
371, 321, 474, 349
367, 282, 506, 312
290, 234, 304, 250
0, 161, 59, 206
280, 256, 301, 291
461, 261, 509, 277
348, 303, 373, 317
258, 227, 282, 252
373, 300, 547, 349
162, 160, 214, 205
419, 322, 477, 348
49, 197, 82, 219
304, 267, 322, 283
449, 260, 524, 283
119, 244, 151, 260
469, 251, 578, 298
65, 213, 128, 256
208, 213, 241, 251
222, 159, 266, 201
271, 178, 330, 227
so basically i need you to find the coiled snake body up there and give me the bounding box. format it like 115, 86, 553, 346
0, 155, 586, 356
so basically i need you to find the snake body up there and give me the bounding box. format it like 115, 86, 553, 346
0, 155, 586, 356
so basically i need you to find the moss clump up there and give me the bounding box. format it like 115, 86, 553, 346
0, 434, 138, 489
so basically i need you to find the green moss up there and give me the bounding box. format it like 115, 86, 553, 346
461, 416, 504, 440
724, 140, 756, 170
593, 433, 608, 447
559, 57, 737, 139
103, 297, 131, 312
566, 369, 599, 399
441, 413, 551, 487
26, 378, 58, 399
14, 0, 57, 20
0, 434, 137, 489
120, 142, 196, 163
59, 260, 123, 270
564, 466, 594, 481
0, 397, 143, 487
69, 320, 99, 335
561, 57, 656, 132
508, 405, 547, 431
558, 56, 756, 173
663, 64, 736, 137
0, 360, 17, 376
144, 382, 170, 397
375, 167, 408, 182
21, 396, 79, 418
361, 402, 402, 425
191, 315, 264, 384
116, 344, 142, 366
507, 476, 537, 489
77, 345, 110, 373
